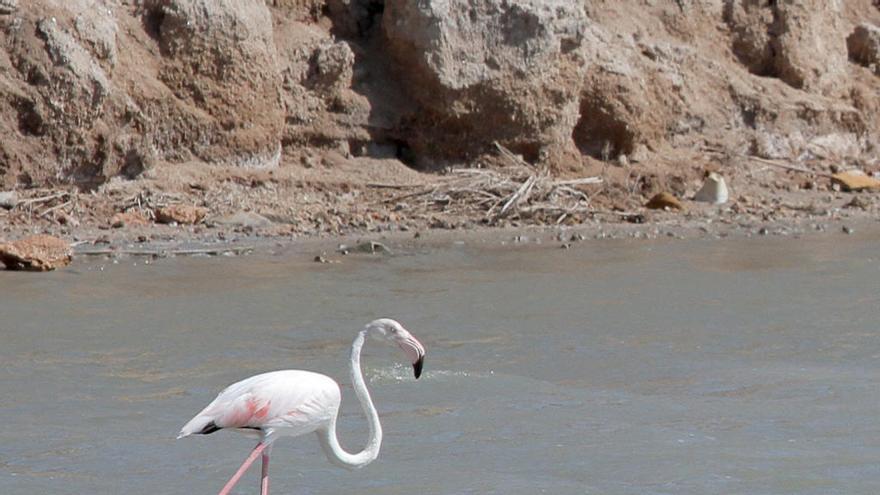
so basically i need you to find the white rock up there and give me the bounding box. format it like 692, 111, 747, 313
693, 172, 729, 205
0, 191, 18, 209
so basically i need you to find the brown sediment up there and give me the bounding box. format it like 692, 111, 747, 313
0, 1, 878, 254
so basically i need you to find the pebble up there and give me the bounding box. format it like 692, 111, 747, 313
844, 196, 869, 210
0, 191, 18, 210
337, 240, 391, 254
624, 214, 646, 224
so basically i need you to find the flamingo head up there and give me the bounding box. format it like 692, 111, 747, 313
365, 318, 426, 379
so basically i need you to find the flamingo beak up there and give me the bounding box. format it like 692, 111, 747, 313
397, 332, 426, 379
413, 355, 424, 379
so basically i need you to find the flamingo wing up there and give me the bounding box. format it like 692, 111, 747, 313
178, 370, 340, 438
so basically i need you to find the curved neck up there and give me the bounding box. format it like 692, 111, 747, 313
318, 329, 382, 469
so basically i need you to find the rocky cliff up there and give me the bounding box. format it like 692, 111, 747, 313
1, 0, 879, 189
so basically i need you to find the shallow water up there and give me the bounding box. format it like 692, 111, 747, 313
2, 232, 880, 494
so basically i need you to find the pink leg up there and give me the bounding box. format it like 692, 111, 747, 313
260, 449, 270, 495
217, 442, 267, 495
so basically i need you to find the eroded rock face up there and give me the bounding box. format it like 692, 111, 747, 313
0, 0, 287, 188
383, 0, 588, 164
574, 30, 684, 160
149, 0, 284, 168
0, 235, 72, 271
0, 2, 131, 186
725, 0, 850, 96
0, 0, 17, 15
0, 0, 879, 188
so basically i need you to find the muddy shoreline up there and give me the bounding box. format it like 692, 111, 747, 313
46, 209, 880, 270
2, 152, 879, 270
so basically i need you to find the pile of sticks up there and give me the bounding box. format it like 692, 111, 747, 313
9, 189, 78, 220
389, 144, 603, 225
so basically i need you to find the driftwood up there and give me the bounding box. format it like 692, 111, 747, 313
379, 142, 604, 224
39, 200, 73, 218
383, 165, 602, 224
365, 183, 425, 190
17, 191, 68, 206
747, 156, 834, 178
9, 190, 79, 221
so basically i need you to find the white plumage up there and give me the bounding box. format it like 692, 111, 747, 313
177, 318, 426, 495
178, 370, 340, 439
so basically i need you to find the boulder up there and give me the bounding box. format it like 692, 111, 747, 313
724, 0, 850, 96
382, 0, 587, 164
148, 0, 284, 168
693, 173, 729, 205
848, 23, 880, 74
155, 204, 209, 224
0, 235, 72, 271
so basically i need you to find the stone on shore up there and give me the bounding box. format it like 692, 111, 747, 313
693, 173, 729, 205
645, 192, 684, 211
0, 235, 72, 271
155, 204, 209, 225
831, 171, 880, 192
0, 191, 18, 209
110, 210, 150, 228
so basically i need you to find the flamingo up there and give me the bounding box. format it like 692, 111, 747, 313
177, 318, 426, 495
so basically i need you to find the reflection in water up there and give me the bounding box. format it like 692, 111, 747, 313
1, 233, 880, 494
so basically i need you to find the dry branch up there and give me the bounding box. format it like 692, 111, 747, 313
383, 164, 603, 225
747, 156, 833, 178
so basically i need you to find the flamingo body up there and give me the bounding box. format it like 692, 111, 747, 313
178, 370, 341, 439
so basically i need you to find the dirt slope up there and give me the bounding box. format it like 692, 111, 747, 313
0, 0, 879, 242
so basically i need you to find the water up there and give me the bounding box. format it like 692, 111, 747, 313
2, 232, 880, 494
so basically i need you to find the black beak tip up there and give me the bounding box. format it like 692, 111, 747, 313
413, 355, 424, 379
